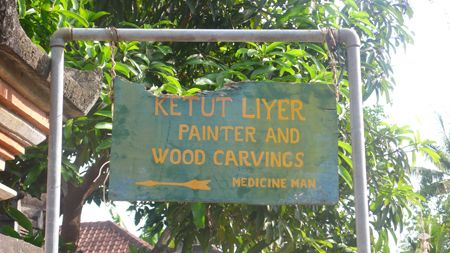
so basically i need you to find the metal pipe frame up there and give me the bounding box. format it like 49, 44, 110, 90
47, 28, 369, 253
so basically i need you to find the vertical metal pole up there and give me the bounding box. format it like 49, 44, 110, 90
344, 32, 371, 252
45, 44, 64, 253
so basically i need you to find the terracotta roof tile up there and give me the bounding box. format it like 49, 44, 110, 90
77, 221, 153, 253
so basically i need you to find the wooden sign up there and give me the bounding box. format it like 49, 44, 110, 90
110, 78, 338, 204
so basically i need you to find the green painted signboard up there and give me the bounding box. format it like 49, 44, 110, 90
110, 78, 338, 204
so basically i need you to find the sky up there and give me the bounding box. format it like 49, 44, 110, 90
388, 0, 450, 144
81, 0, 450, 240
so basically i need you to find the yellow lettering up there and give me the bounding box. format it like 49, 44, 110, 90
188, 125, 201, 141
169, 148, 181, 164
234, 126, 244, 142
225, 150, 238, 166
181, 149, 194, 164
201, 97, 215, 117
260, 178, 266, 187
242, 97, 255, 119
178, 124, 189, 140
221, 126, 233, 141
271, 178, 280, 188
265, 128, 277, 143
270, 152, 282, 168
183, 96, 200, 116
308, 179, 316, 188
291, 128, 300, 144
248, 177, 255, 187
213, 150, 224, 165
195, 149, 206, 165
295, 152, 304, 168
250, 151, 265, 167
261, 99, 276, 120
290, 178, 315, 188
291, 99, 306, 121
280, 179, 287, 188
215, 97, 232, 117
154, 97, 168, 116
300, 179, 307, 188
238, 151, 251, 167
282, 152, 293, 168
278, 99, 289, 120
232, 177, 241, 187
207, 126, 219, 141
151, 148, 169, 164
241, 177, 247, 187
246, 127, 256, 142
278, 128, 288, 144
169, 97, 181, 116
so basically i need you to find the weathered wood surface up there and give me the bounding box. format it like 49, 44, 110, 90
110, 79, 338, 205
0, 125, 31, 147
0, 105, 45, 146
0, 77, 49, 133
0, 145, 14, 161
0, 129, 25, 155
0, 182, 17, 200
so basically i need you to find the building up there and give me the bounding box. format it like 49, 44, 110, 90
0, 0, 101, 200
0, 1, 101, 251
78, 221, 153, 253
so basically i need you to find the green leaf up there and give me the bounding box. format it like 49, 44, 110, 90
150, 62, 175, 75
0, 225, 21, 239
94, 110, 112, 119
17, 0, 27, 18
338, 165, 353, 189
89, 11, 109, 22
191, 203, 206, 229
420, 147, 440, 163
5, 206, 33, 232
250, 66, 276, 79
343, 0, 358, 10
285, 49, 305, 57
338, 152, 353, 169
235, 48, 248, 57
265, 42, 284, 53
338, 140, 352, 154
184, 88, 201, 96
56, 10, 89, 27
349, 10, 370, 19
107, 62, 132, 77
95, 122, 112, 130
305, 44, 327, 57
119, 21, 141, 28
24, 164, 45, 186
96, 138, 112, 152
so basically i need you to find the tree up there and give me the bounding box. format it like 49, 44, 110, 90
0, 0, 438, 252
402, 115, 450, 253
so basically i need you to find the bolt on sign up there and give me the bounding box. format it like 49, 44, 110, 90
110, 78, 338, 205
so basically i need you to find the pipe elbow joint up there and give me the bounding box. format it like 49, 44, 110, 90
50, 28, 72, 47
338, 28, 360, 48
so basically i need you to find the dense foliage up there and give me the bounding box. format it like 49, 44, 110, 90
0, 0, 444, 252
402, 116, 450, 253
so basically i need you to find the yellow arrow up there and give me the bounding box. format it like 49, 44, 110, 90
135, 179, 211, 191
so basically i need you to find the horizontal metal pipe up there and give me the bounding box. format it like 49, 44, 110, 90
68, 28, 327, 43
